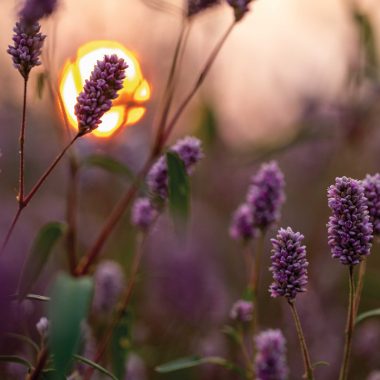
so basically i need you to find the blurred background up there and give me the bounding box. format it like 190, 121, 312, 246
0, 0, 380, 379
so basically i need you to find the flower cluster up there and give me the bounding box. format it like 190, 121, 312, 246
93, 260, 126, 314
327, 177, 373, 266
7, 21, 46, 79
230, 161, 285, 241
227, 0, 252, 21
19, 0, 59, 24
269, 227, 308, 300
131, 197, 158, 230
362, 174, 380, 236
74, 54, 128, 135
187, 0, 220, 17
255, 329, 288, 380
229, 299, 254, 322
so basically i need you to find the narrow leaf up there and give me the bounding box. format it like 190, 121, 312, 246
48, 273, 93, 378
111, 310, 131, 379
312, 361, 330, 369
356, 308, 380, 325
18, 222, 66, 299
0, 355, 33, 369
81, 154, 135, 180
6, 333, 39, 352
74, 354, 118, 380
166, 151, 190, 225
26, 294, 50, 302
36, 72, 47, 99
155, 356, 203, 373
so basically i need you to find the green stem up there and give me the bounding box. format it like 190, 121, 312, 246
339, 265, 355, 380
354, 259, 366, 315
288, 300, 314, 380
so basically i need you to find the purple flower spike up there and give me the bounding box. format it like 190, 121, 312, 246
227, 0, 252, 21
147, 136, 203, 199
93, 261, 125, 314
74, 55, 127, 136
363, 174, 380, 236
19, 0, 59, 24
7, 20, 46, 79
187, 0, 220, 17
247, 161, 285, 232
229, 203, 255, 241
230, 299, 254, 322
269, 227, 308, 300
131, 197, 157, 230
255, 329, 288, 380
327, 177, 373, 266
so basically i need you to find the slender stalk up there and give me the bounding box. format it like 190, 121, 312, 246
19, 78, 28, 206
82, 233, 147, 380
1, 134, 80, 254
26, 346, 48, 380
236, 325, 254, 380
354, 259, 366, 315
288, 300, 314, 380
161, 19, 236, 144
339, 265, 355, 380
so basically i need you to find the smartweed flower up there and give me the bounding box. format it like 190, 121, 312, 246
131, 197, 157, 230
229, 299, 254, 322
362, 174, 380, 236
255, 329, 288, 380
187, 0, 220, 17
36, 317, 49, 337
247, 161, 285, 232
229, 203, 255, 241
74, 55, 127, 136
19, 0, 59, 24
269, 227, 308, 300
93, 260, 125, 314
227, 0, 252, 21
327, 177, 373, 265
7, 20, 46, 79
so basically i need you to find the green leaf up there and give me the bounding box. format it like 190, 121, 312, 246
166, 151, 190, 225
6, 333, 39, 353
18, 222, 66, 299
48, 273, 93, 378
0, 355, 33, 369
155, 356, 203, 373
111, 310, 131, 379
196, 105, 218, 147
81, 154, 135, 181
312, 361, 330, 369
26, 294, 50, 302
356, 308, 380, 325
74, 354, 118, 380
36, 72, 48, 99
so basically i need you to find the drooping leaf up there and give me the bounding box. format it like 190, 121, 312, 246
111, 310, 131, 379
155, 356, 203, 373
74, 354, 118, 380
18, 222, 66, 299
356, 308, 380, 325
36, 71, 48, 99
196, 105, 218, 148
166, 151, 190, 225
6, 333, 39, 353
81, 154, 135, 181
0, 355, 33, 369
48, 273, 93, 378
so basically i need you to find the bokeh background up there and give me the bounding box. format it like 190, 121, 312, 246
0, 0, 380, 379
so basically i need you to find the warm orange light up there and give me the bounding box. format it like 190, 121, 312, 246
59, 40, 151, 138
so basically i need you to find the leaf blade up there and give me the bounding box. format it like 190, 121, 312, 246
73, 354, 118, 380
356, 308, 380, 325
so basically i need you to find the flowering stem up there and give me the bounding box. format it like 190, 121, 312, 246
288, 300, 314, 380
26, 346, 48, 380
236, 325, 254, 380
339, 265, 355, 380
19, 77, 28, 206
161, 19, 237, 144
354, 259, 366, 315
0, 134, 80, 254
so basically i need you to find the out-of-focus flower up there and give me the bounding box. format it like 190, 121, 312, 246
229, 203, 255, 240
7, 21, 46, 79
187, 0, 220, 17
19, 0, 59, 24
131, 197, 157, 230
327, 177, 373, 265
7, 362, 27, 379
269, 227, 308, 300
93, 260, 125, 314
363, 174, 380, 236
247, 161, 285, 232
74, 55, 127, 136
226, 0, 252, 21
125, 354, 147, 380
255, 329, 288, 380
368, 371, 380, 380
36, 317, 49, 337
77, 322, 96, 376
229, 299, 254, 322
147, 136, 203, 199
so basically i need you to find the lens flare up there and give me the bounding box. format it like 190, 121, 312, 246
59, 40, 151, 138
